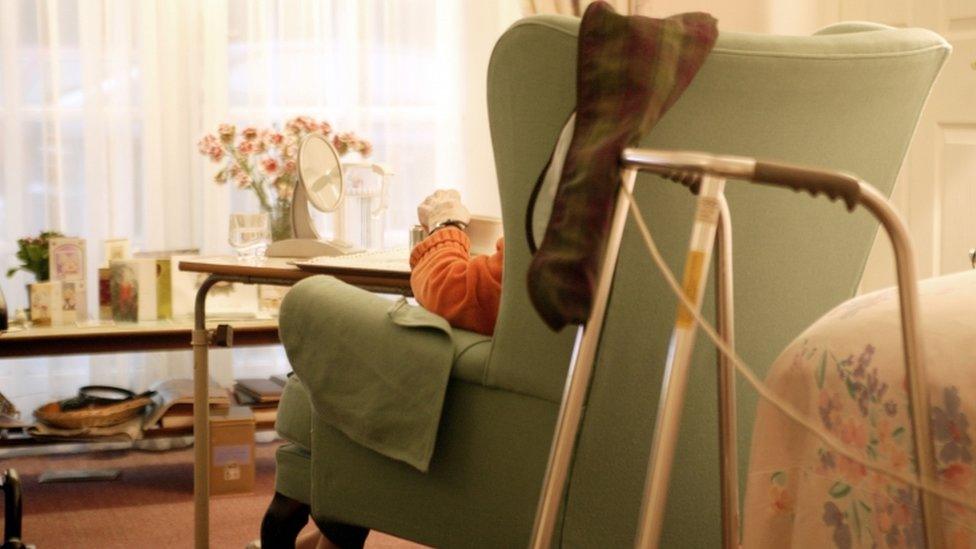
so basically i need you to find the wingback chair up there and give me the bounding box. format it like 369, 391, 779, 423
264, 15, 949, 548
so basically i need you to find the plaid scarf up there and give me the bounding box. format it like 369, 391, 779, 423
527, 1, 717, 331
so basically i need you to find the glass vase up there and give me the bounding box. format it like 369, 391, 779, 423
269, 199, 293, 242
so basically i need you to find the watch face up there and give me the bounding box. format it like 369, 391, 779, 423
439, 220, 467, 229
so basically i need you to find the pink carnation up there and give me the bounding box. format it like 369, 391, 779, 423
296, 116, 317, 132
218, 123, 235, 143
265, 132, 284, 147
332, 133, 354, 155
356, 140, 373, 157
234, 171, 251, 189
207, 145, 224, 162
261, 158, 280, 176
285, 116, 318, 134
197, 134, 219, 155
237, 140, 256, 155
205, 117, 372, 198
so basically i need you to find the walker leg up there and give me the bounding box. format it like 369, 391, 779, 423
2, 469, 24, 548
634, 175, 726, 549
193, 276, 220, 549
715, 196, 739, 549
858, 187, 944, 548
192, 329, 209, 549
530, 169, 638, 549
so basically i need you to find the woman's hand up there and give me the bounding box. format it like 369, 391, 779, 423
417, 189, 471, 231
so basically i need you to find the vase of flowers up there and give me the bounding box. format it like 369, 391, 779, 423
6, 231, 64, 318
7, 231, 63, 282
198, 116, 372, 242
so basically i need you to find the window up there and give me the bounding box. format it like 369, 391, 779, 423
0, 0, 517, 412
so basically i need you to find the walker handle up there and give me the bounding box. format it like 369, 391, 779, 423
752, 161, 861, 211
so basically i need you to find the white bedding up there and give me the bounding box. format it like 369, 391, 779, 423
744, 270, 976, 548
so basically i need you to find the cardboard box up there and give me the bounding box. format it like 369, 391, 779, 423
209, 406, 255, 496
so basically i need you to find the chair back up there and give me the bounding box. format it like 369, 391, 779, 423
486, 16, 949, 547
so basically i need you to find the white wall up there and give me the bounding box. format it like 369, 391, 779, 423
455, 2, 523, 218
649, 0, 973, 293
647, 0, 834, 34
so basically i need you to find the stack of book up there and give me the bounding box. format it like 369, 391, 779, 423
143, 378, 231, 433
233, 376, 286, 427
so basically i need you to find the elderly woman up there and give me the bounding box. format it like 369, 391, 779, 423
275, 188, 502, 549
408, 189, 503, 336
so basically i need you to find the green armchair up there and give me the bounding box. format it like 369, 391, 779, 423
263, 15, 948, 548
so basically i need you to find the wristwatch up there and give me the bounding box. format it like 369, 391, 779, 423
431, 219, 469, 233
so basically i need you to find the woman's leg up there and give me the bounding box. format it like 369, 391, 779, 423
294, 530, 329, 549
314, 519, 370, 549
260, 492, 310, 549
293, 521, 369, 549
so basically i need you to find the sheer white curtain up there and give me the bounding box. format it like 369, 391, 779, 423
1, 0, 229, 309
0, 0, 518, 412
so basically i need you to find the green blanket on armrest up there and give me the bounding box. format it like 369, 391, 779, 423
279, 276, 454, 472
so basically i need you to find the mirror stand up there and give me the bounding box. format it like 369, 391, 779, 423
266, 183, 363, 258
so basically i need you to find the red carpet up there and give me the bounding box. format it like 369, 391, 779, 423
0, 442, 423, 548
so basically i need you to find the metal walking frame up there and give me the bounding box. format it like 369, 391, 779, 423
192, 274, 295, 549
529, 148, 944, 549
1, 469, 26, 549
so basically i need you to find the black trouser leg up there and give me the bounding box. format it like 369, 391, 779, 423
313, 519, 369, 549
261, 492, 310, 549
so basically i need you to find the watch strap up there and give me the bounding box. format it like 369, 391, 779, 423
431, 219, 468, 233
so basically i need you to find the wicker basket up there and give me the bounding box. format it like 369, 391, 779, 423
34, 396, 152, 430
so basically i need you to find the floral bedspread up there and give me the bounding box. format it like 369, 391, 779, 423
743, 270, 976, 548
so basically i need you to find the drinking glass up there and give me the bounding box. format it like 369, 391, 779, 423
228, 212, 271, 259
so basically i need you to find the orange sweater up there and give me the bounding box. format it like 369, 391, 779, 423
409, 227, 504, 336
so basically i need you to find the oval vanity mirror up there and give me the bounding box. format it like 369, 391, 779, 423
265, 134, 363, 258
299, 133, 344, 213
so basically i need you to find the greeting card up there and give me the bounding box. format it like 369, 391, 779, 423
155, 259, 172, 320
134, 250, 199, 320
110, 258, 157, 322
59, 280, 87, 324
103, 238, 131, 267
98, 268, 112, 320
49, 238, 86, 282
30, 282, 62, 327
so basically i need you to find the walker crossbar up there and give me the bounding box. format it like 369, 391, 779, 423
529, 148, 942, 549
